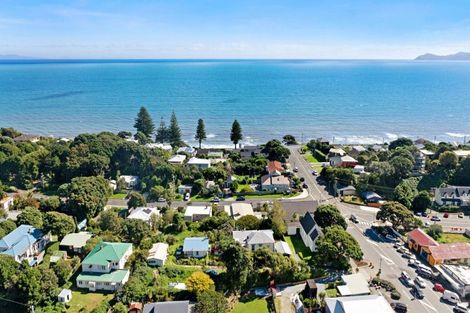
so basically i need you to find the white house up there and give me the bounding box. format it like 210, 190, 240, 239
119, 175, 140, 189
0, 196, 14, 211
224, 203, 262, 219
353, 165, 365, 174
184, 206, 212, 222
58, 289, 72, 303
187, 157, 211, 169
183, 237, 209, 258
147, 243, 168, 267
337, 273, 371, 297
168, 154, 186, 165
76, 242, 133, 291
127, 207, 160, 224
145, 143, 172, 151
177, 185, 193, 195
177, 146, 197, 156
0, 225, 50, 265
325, 295, 394, 313
435, 186, 470, 207
299, 212, 322, 252
59, 232, 93, 255
232, 230, 275, 252
240, 145, 262, 159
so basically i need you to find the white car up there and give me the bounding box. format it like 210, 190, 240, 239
184, 193, 190, 201
401, 271, 411, 280
414, 276, 426, 288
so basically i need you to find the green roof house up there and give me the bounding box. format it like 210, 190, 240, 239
77, 241, 133, 292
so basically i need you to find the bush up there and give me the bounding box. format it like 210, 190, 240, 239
435, 204, 460, 213
391, 290, 401, 300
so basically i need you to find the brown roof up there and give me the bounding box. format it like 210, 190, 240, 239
429, 243, 470, 261
267, 161, 283, 173
261, 174, 290, 186
408, 228, 439, 247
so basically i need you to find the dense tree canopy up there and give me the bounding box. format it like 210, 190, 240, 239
186, 271, 214, 294
314, 204, 347, 230
389, 137, 413, 150
168, 112, 182, 147
16, 207, 43, 228
64, 176, 111, 219
43, 211, 76, 238
262, 139, 291, 162
195, 290, 228, 313
220, 241, 252, 293
316, 226, 363, 269
376, 201, 415, 229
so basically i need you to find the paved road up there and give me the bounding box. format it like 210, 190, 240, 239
287, 145, 457, 313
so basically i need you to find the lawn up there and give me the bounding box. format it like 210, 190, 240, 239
341, 195, 365, 205
109, 192, 127, 199
245, 193, 286, 199
437, 233, 470, 244
67, 290, 114, 313
285, 235, 313, 261
325, 288, 338, 298
303, 152, 323, 172
232, 298, 270, 313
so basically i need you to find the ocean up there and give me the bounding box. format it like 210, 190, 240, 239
1, 59, 470, 146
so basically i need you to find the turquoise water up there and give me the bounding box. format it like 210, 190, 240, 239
1, 59, 470, 146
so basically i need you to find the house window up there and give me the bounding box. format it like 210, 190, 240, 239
101, 265, 106, 270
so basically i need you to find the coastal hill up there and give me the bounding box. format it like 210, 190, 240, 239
415, 51, 470, 60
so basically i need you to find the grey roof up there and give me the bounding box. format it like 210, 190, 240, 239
59, 232, 92, 249
183, 237, 209, 252
300, 212, 316, 234
436, 186, 470, 198
233, 230, 274, 246
143, 300, 190, 313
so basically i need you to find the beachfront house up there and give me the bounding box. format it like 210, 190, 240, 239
266, 160, 283, 174
327, 147, 346, 159
177, 146, 196, 156
59, 232, 93, 255
76, 242, 133, 292
362, 191, 383, 203
182, 237, 209, 258
329, 155, 359, 168
168, 154, 186, 165
349, 145, 367, 157
232, 230, 275, 252
299, 212, 322, 252
240, 145, 262, 159
187, 157, 211, 169
119, 175, 140, 190
145, 143, 172, 151
0, 224, 50, 265
184, 206, 212, 222
454, 150, 470, 161
127, 207, 160, 224
434, 186, 470, 208
147, 243, 168, 267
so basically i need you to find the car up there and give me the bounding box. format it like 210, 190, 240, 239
397, 246, 407, 254
424, 221, 431, 227
211, 197, 220, 203
416, 212, 422, 216
157, 197, 166, 202
311, 170, 318, 176
393, 242, 403, 249
431, 215, 441, 222
412, 286, 424, 299
236, 195, 245, 201
433, 283, 445, 293
454, 303, 469, 313
444, 212, 449, 218
350, 214, 359, 223
299, 177, 305, 182
404, 278, 415, 288
302, 183, 308, 189
385, 234, 398, 242
443, 290, 461, 304
184, 193, 190, 201
390, 302, 407, 313
459, 213, 464, 218
293, 166, 299, 172
414, 276, 426, 288
408, 259, 418, 267
402, 251, 413, 259
418, 267, 433, 279
175, 246, 183, 257
422, 212, 428, 217
401, 271, 411, 280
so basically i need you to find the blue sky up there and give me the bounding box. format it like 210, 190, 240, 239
1, 0, 470, 59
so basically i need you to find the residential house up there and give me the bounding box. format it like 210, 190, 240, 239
260, 173, 290, 193
177, 185, 193, 195
147, 243, 168, 267
59, 232, 93, 255
329, 155, 358, 168
352, 165, 365, 174
349, 146, 367, 157
168, 154, 186, 165
183, 237, 209, 258
76, 242, 133, 291
119, 175, 140, 189
337, 273, 370, 297
13, 134, 40, 143
127, 207, 160, 224
454, 150, 470, 161
177, 146, 196, 156
299, 212, 322, 252
362, 191, 383, 203
407, 228, 439, 258
327, 147, 346, 159
338, 185, 356, 196
0, 224, 50, 265
232, 230, 275, 252
143, 301, 190, 313
187, 157, 211, 169
224, 203, 262, 219
266, 160, 283, 174
58, 289, 72, 303
145, 143, 172, 151
184, 206, 212, 222
240, 145, 262, 159
274, 241, 292, 256
325, 295, 394, 313
0, 196, 13, 211
208, 151, 224, 158
434, 186, 470, 207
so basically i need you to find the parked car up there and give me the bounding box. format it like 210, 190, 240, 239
184, 193, 190, 201
454, 303, 469, 313
402, 251, 413, 259
236, 195, 246, 201
385, 234, 398, 243
350, 214, 359, 223
175, 246, 183, 257
401, 271, 411, 280
393, 242, 403, 249
433, 283, 445, 293
443, 290, 461, 304
412, 286, 424, 299
211, 197, 220, 203
391, 302, 407, 313
424, 221, 431, 227
293, 166, 299, 172
458, 213, 464, 218
444, 212, 449, 218
431, 216, 441, 222
404, 278, 415, 288
418, 267, 433, 279
157, 197, 166, 202
416, 212, 422, 216
408, 259, 418, 267
414, 276, 426, 288
299, 177, 305, 182
302, 183, 308, 189
311, 170, 318, 176
422, 212, 428, 217
397, 246, 407, 254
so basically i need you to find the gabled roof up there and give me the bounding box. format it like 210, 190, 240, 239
0, 225, 44, 257
148, 243, 168, 261
143, 301, 190, 313
60, 232, 93, 249
184, 206, 212, 218
187, 157, 211, 165
325, 295, 394, 313
261, 174, 290, 186
77, 269, 129, 283
267, 161, 283, 173
274, 241, 292, 255
183, 237, 209, 252
128, 207, 160, 222
337, 273, 370, 296
168, 154, 186, 163
232, 230, 275, 246
300, 212, 316, 234
407, 228, 438, 247
82, 242, 132, 266
429, 243, 470, 261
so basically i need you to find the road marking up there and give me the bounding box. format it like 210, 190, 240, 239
419, 299, 438, 312
379, 254, 394, 265
366, 239, 379, 247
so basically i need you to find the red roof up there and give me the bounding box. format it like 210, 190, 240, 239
267, 161, 283, 173
408, 228, 439, 247
129, 303, 142, 310
429, 243, 470, 261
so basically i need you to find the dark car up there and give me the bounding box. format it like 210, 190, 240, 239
236, 195, 246, 201
350, 214, 359, 223
443, 212, 449, 218
302, 183, 308, 189
422, 212, 428, 217
391, 302, 407, 313
412, 286, 424, 299
300, 177, 305, 182
211, 197, 220, 203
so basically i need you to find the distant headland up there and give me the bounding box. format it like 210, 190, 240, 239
415, 51, 470, 60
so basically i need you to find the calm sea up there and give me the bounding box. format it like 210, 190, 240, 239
1, 59, 470, 146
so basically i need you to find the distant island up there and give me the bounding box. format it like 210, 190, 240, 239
415, 51, 470, 60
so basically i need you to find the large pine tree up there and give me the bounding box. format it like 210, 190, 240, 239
134, 106, 155, 138
168, 111, 182, 147
195, 118, 207, 149
230, 119, 243, 149
155, 117, 168, 143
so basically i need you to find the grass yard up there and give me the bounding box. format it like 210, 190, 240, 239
437, 233, 470, 244
245, 193, 286, 199
109, 192, 127, 199
304, 152, 323, 172
325, 288, 338, 298
232, 298, 270, 313
341, 195, 365, 205
67, 290, 113, 313
285, 235, 313, 261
